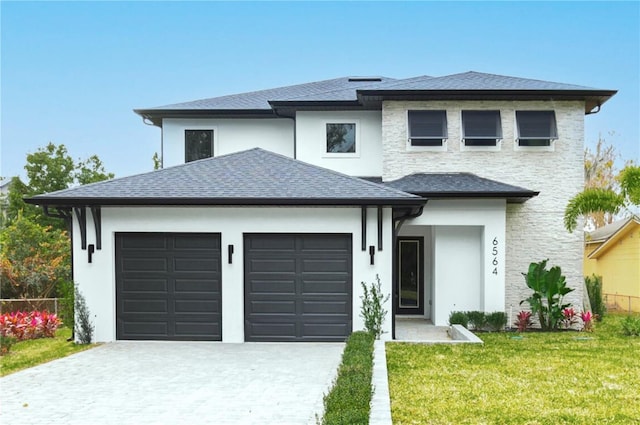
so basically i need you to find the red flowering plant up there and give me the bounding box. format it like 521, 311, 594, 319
561, 308, 579, 329
514, 311, 533, 332
0, 311, 62, 341
580, 311, 594, 332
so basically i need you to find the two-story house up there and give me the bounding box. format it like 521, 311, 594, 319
26, 72, 616, 342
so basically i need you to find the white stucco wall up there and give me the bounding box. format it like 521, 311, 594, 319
296, 111, 383, 176
383, 100, 585, 315
72, 206, 394, 343
162, 118, 294, 167
400, 199, 506, 325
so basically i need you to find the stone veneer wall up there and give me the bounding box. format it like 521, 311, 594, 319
382, 100, 585, 313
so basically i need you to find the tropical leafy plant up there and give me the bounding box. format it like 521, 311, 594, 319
359, 275, 390, 340
580, 311, 594, 332
514, 311, 533, 332
520, 260, 574, 331
0, 311, 61, 341
561, 307, 579, 329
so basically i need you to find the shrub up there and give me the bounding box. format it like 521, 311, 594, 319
520, 259, 574, 331
585, 274, 606, 321
514, 311, 533, 332
448, 311, 468, 328
0, 335, 16, 356
620, 316, 640, 336
466, 311, 487, 331
486, 312, 507, 332
0, 310, 61, 341
359, 275, 390, 340
75, 288, 94, 344
321, 331, 374, 425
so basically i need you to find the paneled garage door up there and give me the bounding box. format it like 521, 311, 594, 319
244, 234, 352, 342
116, 233, 222, 341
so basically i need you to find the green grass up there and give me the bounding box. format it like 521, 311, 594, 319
387, 314, 640, 424
0, 327, 94, 376
321, 331, 375, 425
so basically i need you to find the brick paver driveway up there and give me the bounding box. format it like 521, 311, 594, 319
0, 341, 344, 425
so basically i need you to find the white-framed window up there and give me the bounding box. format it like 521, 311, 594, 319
407, 110, 448, 148
185, 129, 214, 163
325, 121, 358, 156
461, 110, 502, 149
515, 111, 558, 148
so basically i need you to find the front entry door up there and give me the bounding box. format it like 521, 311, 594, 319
397, 237, 424, 315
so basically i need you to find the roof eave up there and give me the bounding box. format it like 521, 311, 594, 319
25, 197, 426, 208
409, 191, 539, 203
357, 89, 617, 113
133, 108, 277, 126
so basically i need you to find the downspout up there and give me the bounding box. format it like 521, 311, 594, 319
272, 109, 296, 159
391, 204, 425, 340
585, 104, 601, 115
142, 116, 162, 168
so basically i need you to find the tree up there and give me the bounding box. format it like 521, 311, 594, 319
583, 136, 619, 228
0, 142, 113, 302
565, 164, 640, 232
0, 214, 71, 299
3, 142, 114, 229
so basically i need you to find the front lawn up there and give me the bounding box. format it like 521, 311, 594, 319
386, 314, 640, 424
0, 327, 94, 376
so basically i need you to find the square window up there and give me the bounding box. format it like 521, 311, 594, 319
408, 110, 448, 147
185, 130, 213, 163
462, 110, 502, 147
326, 123, 356, 153
516, 111, 557, 147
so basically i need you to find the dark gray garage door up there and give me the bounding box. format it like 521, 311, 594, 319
116, 233, 222, 341
244, 234, 352, 342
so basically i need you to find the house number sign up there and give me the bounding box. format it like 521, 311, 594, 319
492, 237, 499, 275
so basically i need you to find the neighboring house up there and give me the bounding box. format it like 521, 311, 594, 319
584, 217, 640, 312
0, 179, 12, 219
26, 71, 617, 342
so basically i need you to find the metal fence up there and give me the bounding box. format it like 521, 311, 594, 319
0, 298, 62, 315
603, 293, 640, 314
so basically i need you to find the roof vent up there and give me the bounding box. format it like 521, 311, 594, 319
348, 77, 382, 82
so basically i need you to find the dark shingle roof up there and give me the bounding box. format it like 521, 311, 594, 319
362, 71, 600, 91
383, 173, 538, 203
25, 149, 423, 207
140, 76, 397, 111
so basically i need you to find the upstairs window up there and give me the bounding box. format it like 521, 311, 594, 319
326, 123, 356, 153
516, 111, 558, 147
462, 110, 502, 147
185, 130, 213, 163
408, 110, 448, 147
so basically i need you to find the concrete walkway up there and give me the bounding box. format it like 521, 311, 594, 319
0, 341, 344, 425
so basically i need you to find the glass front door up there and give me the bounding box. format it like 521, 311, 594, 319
397, 237, 424, 315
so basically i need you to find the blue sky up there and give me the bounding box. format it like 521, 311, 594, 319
1, 1, 638, 181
